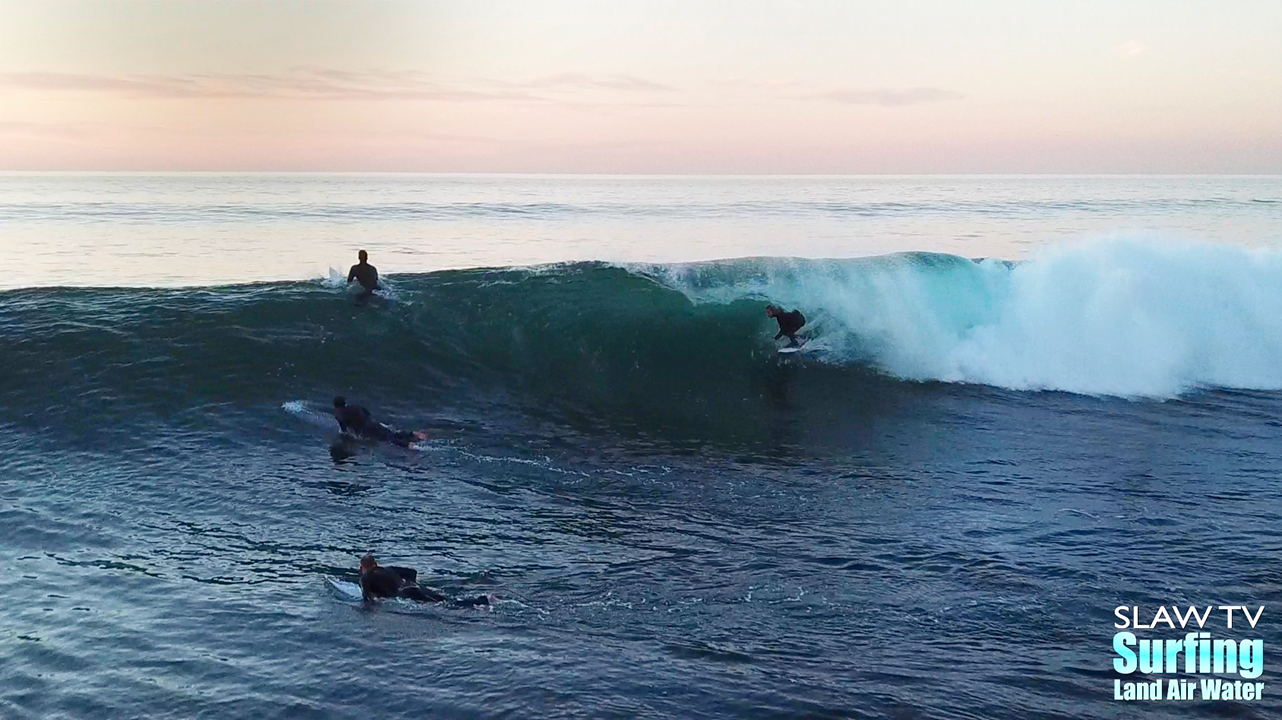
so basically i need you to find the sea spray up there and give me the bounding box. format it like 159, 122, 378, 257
651, 237, 1282, 397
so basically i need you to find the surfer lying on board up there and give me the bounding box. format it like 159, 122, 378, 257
359, 554, 491, 607
766, 304, 806, 348
333, 397, 426, 447
347, 250, 379, 300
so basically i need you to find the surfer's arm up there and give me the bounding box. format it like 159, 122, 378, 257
346, 265, 356, 283
774, 329, 785, 340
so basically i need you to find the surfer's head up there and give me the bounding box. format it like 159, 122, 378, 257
333, 396, 346, 408
765, 304, 779, 317
359, 554, 378, 571
358, 250, 368, 263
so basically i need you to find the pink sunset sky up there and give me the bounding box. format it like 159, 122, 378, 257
1, 0, 1279, 173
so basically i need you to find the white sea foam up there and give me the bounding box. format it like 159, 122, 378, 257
323, 267, 348, 288
662, 237, 1282, 398
282, 399, 335, 426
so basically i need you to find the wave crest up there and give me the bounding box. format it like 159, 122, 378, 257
656, 237, 1282, 397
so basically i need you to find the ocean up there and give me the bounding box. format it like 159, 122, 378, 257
2, 174, 1280, 719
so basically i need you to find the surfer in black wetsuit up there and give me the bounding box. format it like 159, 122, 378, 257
347, 250, 379, 301
766, 305, 806, 348
333, 397, 425, 447
358, 554, 490, 607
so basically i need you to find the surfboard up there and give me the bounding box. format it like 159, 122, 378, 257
326, 577, 365, 602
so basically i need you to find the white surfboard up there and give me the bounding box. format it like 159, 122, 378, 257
777, 338, 810, 355
326, 267, 345, 287
326, 577, 365, 602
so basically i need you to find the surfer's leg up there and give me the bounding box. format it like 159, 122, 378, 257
364, 423, 394, 443
785, 334, 800, 348
329, 438, 357, 462
400, 585, 446, 603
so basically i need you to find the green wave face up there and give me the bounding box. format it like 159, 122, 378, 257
11, 240, 1282, 452
2, 261, 897, 451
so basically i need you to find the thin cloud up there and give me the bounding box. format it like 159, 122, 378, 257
0, 72, 207, 97
816, 87, 964, 107
1117, 40, 1146, 58
710, 78, 806, 92
0, 69, 676, 102
506, 73, 676, 92
0, 120, 102, 139
0, 69, 523, 101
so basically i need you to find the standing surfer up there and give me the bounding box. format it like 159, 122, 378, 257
766, 305, 806, 348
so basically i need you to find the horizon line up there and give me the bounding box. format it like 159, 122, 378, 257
2, 171, 1279, 179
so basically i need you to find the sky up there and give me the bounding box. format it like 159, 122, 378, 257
0, 0, 1279, 173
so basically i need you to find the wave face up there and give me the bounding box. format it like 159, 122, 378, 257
6, 238, 1282, 450
2, 264, 790, 448
655, 237, 1282, 397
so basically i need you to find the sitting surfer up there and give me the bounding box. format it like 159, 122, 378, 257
359, 554, 490, 607
346, 250, 379, 300
333, 396, 426, 447
766, 304, 806, 348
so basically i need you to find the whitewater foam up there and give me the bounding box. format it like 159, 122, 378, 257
654, 238, 1282, 398
283, 400, 335, 427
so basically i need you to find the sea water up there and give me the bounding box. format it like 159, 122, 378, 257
1, 174, 1280, 718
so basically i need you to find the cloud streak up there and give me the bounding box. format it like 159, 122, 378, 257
0, 120, 105, 139
0, 69, 676, 103
815, 87, 964, 107
0, 70, 959, 115
0, 72, 209, 97
1117, 40, 1146, 59
486, 73, 676, 93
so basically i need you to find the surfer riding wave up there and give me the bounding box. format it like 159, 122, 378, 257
766, 304, 806, 348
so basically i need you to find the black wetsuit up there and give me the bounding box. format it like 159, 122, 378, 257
334, 404, 416, 447
360, 566, 489, 607
773, 310, 806, 347
347, 261, 379, 299
360, 566, 446, 603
